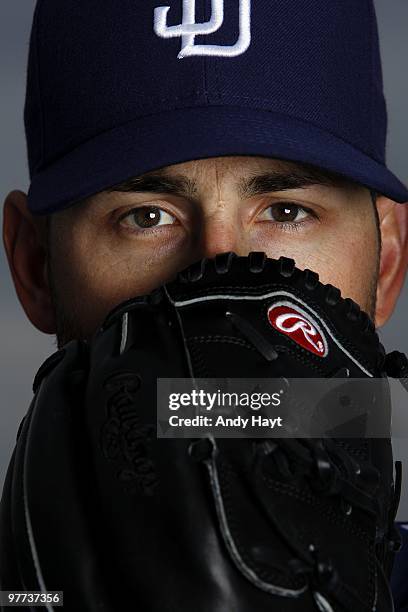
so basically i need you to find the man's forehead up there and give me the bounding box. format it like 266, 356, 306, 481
108, 156, 358, 197
151, 156, 289, 177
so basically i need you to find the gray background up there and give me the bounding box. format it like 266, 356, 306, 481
1, 1, 407, 517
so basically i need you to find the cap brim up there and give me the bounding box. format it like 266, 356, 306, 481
28, 107, 408, 214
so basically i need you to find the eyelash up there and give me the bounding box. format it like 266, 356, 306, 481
117, 205, 177, 231
259, 202, 318, 229
271, 221, 302, 232
116, 202, 318, 234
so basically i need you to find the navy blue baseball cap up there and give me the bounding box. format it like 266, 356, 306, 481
25, 0, 408, 215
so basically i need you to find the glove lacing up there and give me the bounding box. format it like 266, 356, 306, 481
249, 348, 408, 611
253, 438, 378, 610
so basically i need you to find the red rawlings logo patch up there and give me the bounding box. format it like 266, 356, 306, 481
267, 303, 328, 357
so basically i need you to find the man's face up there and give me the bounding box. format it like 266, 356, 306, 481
46, 156, 380, 345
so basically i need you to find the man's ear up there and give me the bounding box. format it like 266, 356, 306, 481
3, 190, 56, 334
375, 196, 408, 327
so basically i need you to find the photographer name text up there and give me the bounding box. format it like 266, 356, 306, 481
169, 415, 283, 429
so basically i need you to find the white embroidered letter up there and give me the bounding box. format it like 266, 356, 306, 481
154, 0, 251, 59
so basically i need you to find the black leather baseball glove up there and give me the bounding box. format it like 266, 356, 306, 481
0, 253, 406, 611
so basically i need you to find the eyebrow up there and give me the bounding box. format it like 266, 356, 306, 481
109, 164, 352, 199
239, 168, 346, 198
108, 174, 198, 199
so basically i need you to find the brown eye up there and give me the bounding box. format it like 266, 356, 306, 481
259, 202, 309, 223
120, 206, 177, 229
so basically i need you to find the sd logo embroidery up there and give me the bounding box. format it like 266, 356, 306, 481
154, 0, 251, 59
